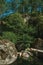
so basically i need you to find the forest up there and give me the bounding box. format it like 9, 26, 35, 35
0, 0, 43, 65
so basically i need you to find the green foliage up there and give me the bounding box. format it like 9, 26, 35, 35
0, 12, 35, 51
0, 0, 8, 14
0, 12, 43, 52
4, 13, 24, 28
2, 32, 17, 43
37, 15, 43, 38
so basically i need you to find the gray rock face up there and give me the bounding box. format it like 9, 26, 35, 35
0, 39, 17, 65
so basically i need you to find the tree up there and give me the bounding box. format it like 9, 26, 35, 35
0, 0, 8, 14
17, 0, 29, 13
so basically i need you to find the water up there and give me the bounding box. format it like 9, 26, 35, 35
5, 0, 12, 3
0, 10, 14, 19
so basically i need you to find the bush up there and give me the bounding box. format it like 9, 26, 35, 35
2, 32, 17, 43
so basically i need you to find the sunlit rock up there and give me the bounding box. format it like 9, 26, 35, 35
0, 39, 17, 65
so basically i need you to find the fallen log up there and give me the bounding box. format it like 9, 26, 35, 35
26, 48, 43, 53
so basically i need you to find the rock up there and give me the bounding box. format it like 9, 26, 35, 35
0, 39, 18, 65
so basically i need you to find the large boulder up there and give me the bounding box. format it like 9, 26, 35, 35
0, 39, 17, 65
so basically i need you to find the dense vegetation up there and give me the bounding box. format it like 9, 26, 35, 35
0, 0, 43, 65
